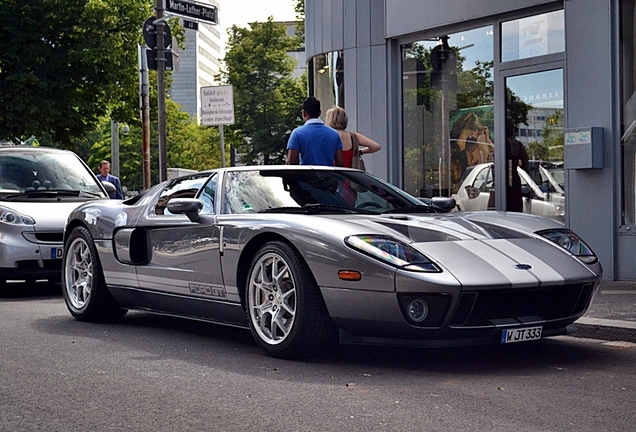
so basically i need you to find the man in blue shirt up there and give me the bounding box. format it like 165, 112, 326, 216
96, 160, 124, 199
286, 97, 343, 166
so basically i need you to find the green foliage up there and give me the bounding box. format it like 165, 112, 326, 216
293, 0, 305, 46
0, 0, 155, 144
218, 18, 306, 164
525, 111, 564, 161
87, 99, 222, 192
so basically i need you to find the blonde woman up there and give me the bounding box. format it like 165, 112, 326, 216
325, 106, 381, 168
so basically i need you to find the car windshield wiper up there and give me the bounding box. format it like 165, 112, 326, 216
382, 204, 437, 214
78, 190, 104, 198
3, 189, 107, 199
2, 189, 83, 199
260, 204, 369, 214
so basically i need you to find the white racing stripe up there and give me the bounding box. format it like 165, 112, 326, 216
454, 239, 564, 286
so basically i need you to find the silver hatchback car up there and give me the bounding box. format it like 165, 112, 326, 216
0, 146, 112, 288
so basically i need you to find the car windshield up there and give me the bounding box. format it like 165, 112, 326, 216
221, 169, 428, 215
0, 149, 107, 198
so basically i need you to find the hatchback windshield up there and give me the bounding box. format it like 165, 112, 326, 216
0, 149, 107, 198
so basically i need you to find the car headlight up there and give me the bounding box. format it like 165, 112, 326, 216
0, 206, 36, 225
345, 235, 440, 272
537, 229, 597, 264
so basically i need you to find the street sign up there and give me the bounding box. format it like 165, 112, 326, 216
146, 48, 174, 71
182, 19, 199, 31
166, 0, 218, 25
201, 86, 235, 126
142, 16, 172, 48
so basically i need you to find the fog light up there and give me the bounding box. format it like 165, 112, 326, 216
407, 299, 429, 322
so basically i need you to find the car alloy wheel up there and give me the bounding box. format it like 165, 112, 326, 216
62, 226, 126, 322
246, 241, 337, 359
248, 251, 297, 345
65, 236, 94, 310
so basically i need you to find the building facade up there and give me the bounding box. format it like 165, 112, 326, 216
305, 0, 636, 281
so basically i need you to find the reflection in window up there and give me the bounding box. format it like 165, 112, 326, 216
402, 26, 494, 199
621, 0, 636, 225
501, 10, 564, 62
153, 173, 210, 216
506, 69, 564, 221
309, 51, 344, 113
197, 174, 217, 215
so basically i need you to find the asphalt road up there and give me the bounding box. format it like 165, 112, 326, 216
1, 283, 635, 432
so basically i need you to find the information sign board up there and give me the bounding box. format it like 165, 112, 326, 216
201, 86, 234, 126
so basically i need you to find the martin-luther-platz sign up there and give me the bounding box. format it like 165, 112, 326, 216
166, 0, 218, 25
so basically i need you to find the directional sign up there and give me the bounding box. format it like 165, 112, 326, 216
166, 0, 218, 25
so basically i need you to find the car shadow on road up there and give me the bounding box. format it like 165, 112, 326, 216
32, 306, 631, 382
0, 281, 62, 300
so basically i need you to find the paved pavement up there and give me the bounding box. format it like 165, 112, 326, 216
573, 281, 636, 342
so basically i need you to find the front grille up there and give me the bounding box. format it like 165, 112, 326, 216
16, 260, 62, 271
450, 283, 594, 327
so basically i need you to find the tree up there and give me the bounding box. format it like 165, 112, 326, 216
528, 110, 564, 162
0, 0, 153, 144
293, 0, 305, 46
86, 98, 222, 192
218, 18, 306, 164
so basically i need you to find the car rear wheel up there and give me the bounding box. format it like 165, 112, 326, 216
62, 226, 126, 322
246, 241, 337, 359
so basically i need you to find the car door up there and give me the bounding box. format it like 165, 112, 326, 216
464, 164, 495, 211
135, 174, 228, 302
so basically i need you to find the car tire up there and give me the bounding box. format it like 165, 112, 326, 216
246, 241, 337, 359
62, 226, 127, 322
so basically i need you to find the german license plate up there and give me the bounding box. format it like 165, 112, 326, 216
501, 326, 542, 344
51, 247, 63, 259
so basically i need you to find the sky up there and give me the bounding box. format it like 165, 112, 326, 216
217, 0, 298, 49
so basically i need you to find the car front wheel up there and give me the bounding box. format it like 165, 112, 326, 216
246, 241, 337, 359
62, 226, 126, 322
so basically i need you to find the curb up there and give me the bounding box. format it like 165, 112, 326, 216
571, 317, 636, 343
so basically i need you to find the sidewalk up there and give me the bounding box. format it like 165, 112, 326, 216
573, 281, 636, 342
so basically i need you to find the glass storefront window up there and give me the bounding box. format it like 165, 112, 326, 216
309, 50, 344, 113
501, 10, 565, 62
621, 0, 636, 225
505, 69, 565, 224
402, 26, 494, 199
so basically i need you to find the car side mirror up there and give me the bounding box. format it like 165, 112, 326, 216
521, 185, 535, 199
430, 197, 456, 212
465, 185, 480, 200
101, 181, 117, 195
167, 198, 203, 222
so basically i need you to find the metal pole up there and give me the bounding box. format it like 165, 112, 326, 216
110, 120, 120, 177
139, 44, 151, 190
155, 0, 167, 182
219, 125, 226, 167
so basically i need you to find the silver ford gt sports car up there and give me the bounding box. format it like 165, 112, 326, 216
61, 166, 601, 359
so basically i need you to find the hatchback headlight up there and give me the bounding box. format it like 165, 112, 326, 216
345, 235, 440, 272
537, 229, 597, 264
0, 206, 36, 225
